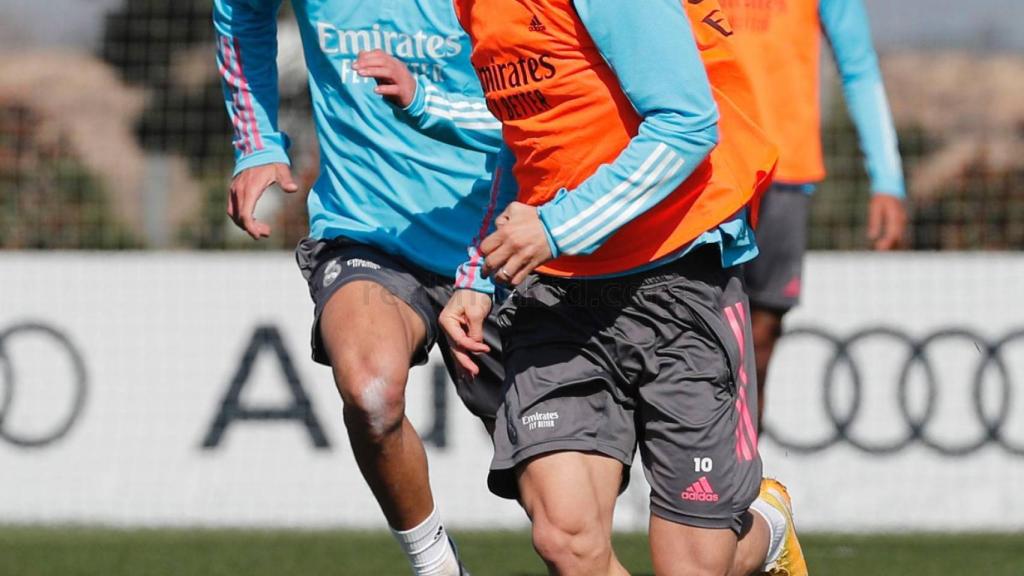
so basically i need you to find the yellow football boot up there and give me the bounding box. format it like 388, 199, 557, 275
760, 478, 808, 576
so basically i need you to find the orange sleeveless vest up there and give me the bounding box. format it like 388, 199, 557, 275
455, 0, 777, 277
719, 0, 825, 183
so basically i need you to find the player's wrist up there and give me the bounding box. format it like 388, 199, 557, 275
401, 76, 426, 115
870, 191, 906, 205
454, 267, 497, 295
536, 201, 565, 258
869, 182, 906, 200
232, 147, 291, 177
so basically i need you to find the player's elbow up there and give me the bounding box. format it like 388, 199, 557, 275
841, 65, 882, 90
671, 120, 719, 167
650, 110, 719, 160
692, 121, 719, 156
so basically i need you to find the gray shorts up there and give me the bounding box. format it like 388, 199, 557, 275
295, 236, 505, 423
491, 247, 762, 532
743, 185, 811, 312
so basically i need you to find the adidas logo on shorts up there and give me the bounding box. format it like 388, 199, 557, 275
681, 476, 720, 503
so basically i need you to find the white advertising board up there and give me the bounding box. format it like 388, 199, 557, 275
1, 253, 1022, 531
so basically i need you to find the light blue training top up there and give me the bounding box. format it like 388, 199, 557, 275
214, 0, 502, 277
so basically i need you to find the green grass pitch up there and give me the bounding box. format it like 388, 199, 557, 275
1, 528, 1022, 575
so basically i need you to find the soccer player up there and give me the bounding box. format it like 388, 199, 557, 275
214, 2, 507, 575
720, 0, 908, 418
439, 1, 807, 574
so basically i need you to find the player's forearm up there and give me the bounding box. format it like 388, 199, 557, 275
213, 0, 291, 175
842, 77, 905, 197
537, 0, 719, 256
538, 118, 717, 256
400, 76, 504, 154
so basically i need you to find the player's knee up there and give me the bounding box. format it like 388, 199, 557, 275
727, 552, 762, 576
338, 370, 407, 438
530, 504, 607, 571
665, 543, 735, 576
691, 560, 732, 576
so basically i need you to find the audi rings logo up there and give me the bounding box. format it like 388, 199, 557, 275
0, 323, 88, 448
763, 326, 1024, 457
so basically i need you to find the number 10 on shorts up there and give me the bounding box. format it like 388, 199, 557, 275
694, 457, 713, 472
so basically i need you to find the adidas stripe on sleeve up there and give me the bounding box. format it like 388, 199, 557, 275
214, 0, 292, 176
400, 76, 504, 154
535, 0, 719, 256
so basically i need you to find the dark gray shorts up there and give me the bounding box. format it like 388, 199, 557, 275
295, 236, 505, 423
491, 248, 762, 532
743, 185, 811, 312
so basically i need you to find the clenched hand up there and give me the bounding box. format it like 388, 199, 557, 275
480, 202, 553, 286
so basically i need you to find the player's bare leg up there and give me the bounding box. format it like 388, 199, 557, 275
751, 306, 784, 425
322, 280, 464, 575
517, 452, 630, 576
727, 511, 770, 576
653, 509, 792, 576
322, 280, 431, 527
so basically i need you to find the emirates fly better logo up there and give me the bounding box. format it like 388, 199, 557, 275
522, 411, 559, 431
317, 22, 464, 83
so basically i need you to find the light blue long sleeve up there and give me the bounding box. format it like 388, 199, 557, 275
213, 0, 291, 176
536, 0, 720, 257
820, 0, 905, 197
400, 75, 504, 154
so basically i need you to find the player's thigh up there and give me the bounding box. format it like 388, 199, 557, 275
650, 515, 737, 576
296, 237, 434, 396
320, 280, 427, 392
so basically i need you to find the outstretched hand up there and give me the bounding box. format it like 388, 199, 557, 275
227, 162, 299, 240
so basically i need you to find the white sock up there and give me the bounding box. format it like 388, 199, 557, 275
391, 507, 461, 576
750, 496, 787, 570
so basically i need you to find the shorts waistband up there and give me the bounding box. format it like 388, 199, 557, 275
539, 245, 723, 290
305, 235, 452, 286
